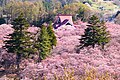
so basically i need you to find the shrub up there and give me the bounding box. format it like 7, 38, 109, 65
53, 68, 112, 80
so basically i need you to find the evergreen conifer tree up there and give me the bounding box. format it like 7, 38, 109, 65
96, 21, 110, 49
47, 22, 57, 48
35, 25, 51, 62
4, 13, 35, 69
77, 15, 110, 52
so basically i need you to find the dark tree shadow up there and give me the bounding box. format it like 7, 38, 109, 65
0, 48, 17, 78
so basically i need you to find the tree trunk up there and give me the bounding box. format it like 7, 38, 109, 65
38, 57, 42, 62
102, 44, 105, 49
92, 44, 95, 48
76, 45, 84, 53
38, 52, 42, 62
16, 53, 21, 70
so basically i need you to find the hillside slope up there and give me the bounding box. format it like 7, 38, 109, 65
0, 22, 120, 79
23, 22, 120, 79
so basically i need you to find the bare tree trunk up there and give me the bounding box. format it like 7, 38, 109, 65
92, 44, 95, 48
102, 43, 105, 49
16, 53, 21, 70
38, 52, 42, 62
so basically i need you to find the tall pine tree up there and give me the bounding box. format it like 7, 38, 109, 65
47, 22, 57, 48
35, 25, 51, 62
77, 15, 110, 52
96, 21, 110, 49
3, 13, 35, 69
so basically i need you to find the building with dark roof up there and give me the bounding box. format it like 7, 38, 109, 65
53, 14, 74, 29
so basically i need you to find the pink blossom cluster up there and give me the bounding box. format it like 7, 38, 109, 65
0, 24, 13, 48
20, 22, 120, 80
0, 25, 39, 75
0, 24, 39, 48
0, 21, 120, 80
106, 22, 120, 37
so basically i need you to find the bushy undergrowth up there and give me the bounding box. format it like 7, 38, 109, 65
41, 67, 115, 80
0, 22, 120, 80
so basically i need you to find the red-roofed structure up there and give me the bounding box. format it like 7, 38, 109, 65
53, 14, 74, 29
56, 14, 73, 25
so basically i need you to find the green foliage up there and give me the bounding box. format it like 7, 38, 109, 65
4, 13, 34, 69
96, 21, 110, 49
12, 13, 29, 30
4, 0, 45, 23
43, 1, 53, 13
34, 22, 57, 62
84, 0, 93, 4
0, 0, 119, 24
77, 15, 110, 52
88, 15, 100, 24
4, 13, 30, 54
47, 22, 57, 47
35, 25, 51, 62
77, 7, 85, 21
57, 2, 91, 21
77, 3, 91, 21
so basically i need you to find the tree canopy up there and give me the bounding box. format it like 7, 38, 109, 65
77, 15, 110, 53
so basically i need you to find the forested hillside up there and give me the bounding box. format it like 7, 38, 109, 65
0, 0, 119, 26
0, 0, 120, 80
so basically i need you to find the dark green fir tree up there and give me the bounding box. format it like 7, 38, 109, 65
47, 22, 57, 48
96, 21, 110, 49
77, 15, 110, 52
4, 13, 35, 69
35, 25, 51, 62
